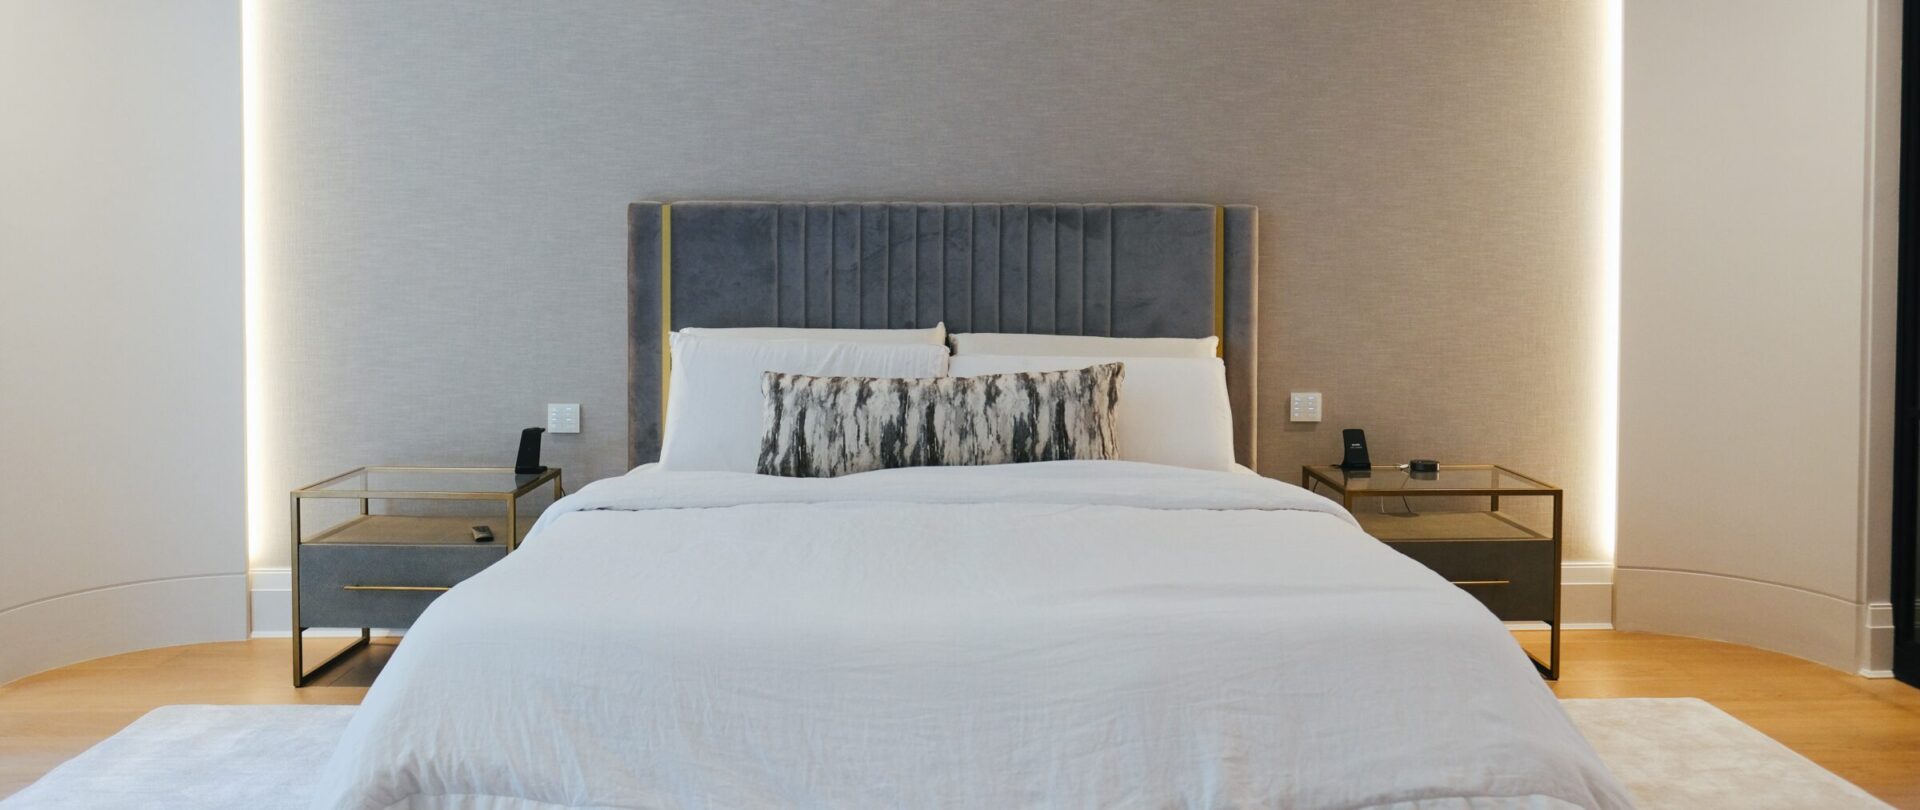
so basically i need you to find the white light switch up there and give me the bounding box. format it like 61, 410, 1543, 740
1289, 392, 1322, 423
546, 403, 580, 434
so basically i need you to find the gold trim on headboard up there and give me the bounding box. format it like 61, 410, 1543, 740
659, 204, 673, 425
1213, 206, 1225, 358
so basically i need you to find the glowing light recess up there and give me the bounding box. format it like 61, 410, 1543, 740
1596, 0, 1622, 560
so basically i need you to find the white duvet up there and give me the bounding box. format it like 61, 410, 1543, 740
312, 462, 1631, 810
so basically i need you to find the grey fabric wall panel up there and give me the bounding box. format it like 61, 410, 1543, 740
671, 205, 777, 327
1110, 206, 1216, 339
630, 201, 1255, 467
663, 203, 1222, 335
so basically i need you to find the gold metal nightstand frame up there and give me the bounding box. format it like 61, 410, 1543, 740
289, 466, 564, 686
1302, 464, 1563, 680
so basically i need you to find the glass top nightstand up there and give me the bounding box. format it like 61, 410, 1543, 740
1301, 463, 1564, 679
298, 466, 563, 501
1300, 464, 1559, 542
1301, 464, 1554, 497
289, 466, 565, 685
293, 466, 563, 550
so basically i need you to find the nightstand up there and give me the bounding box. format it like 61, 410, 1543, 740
290, 466, 563, 686
1301, 464, 1562, 679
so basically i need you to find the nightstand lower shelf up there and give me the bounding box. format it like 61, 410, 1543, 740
299, 540, 505, 629
307, 515, 534, 546
1305, 464, 1563, 680
1354, 511, 1544, 542
290, 466, 563, 686
1360, 513, 1561, 679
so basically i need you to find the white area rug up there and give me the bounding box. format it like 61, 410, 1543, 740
0, 699, 1892, 809
1, 705, 354, 810
1560, 698, 1890, 809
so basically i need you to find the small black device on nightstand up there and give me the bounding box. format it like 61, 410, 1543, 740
1338, 429, 1371, 471
1408, 459, 1439, 473
515, 427, 547, 475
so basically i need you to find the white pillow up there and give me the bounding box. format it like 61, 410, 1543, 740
949, 332, 1217, 358
947, 354, 1236, 472
660, 334, 950, 472
677, 323, 945, 345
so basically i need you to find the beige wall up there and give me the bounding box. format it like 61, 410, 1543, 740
248, 1, 1614, 592
1618, 0, 1898, 673
0, 0, 247, 683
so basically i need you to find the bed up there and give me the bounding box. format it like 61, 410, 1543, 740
310, 202, 1630, 809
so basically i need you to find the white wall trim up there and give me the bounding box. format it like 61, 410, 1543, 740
248, 568, 406, 639
1, 573, 248, 685
249, 567, 290, 637
1560, 561, 1614, 629
1615, 567, 1860, 671
250, 563, 1618, 636
1860, 601, 1893, 677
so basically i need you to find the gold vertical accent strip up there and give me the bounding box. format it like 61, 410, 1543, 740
1213, 206, 1226, 358
659, 204, 673, 426
343, 585, 453, 593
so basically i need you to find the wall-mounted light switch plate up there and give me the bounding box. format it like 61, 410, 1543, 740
546, 403, 581, 434
1289, 392, 1322, 423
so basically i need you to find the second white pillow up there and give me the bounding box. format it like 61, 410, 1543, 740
947, 354, 1237, 472
678, 323, 945, 346
660, 334, 950, 472
949, 332, 1217, 358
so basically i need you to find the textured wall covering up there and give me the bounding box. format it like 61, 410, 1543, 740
251, 1, 1609, 569
1, 0, 246, 682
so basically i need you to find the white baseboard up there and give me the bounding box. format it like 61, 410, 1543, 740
1498, 563, 1613, 630
249, 563, 1619, 635
1615, 567, 1860, 672
1559, 562, 1614, 628
248, 568, 404, 639
2, 573, 249, 685
249, 567, 291, 638
1860, 601, 1893, 677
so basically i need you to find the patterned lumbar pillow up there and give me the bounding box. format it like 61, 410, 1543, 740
757, 363, 1124, 478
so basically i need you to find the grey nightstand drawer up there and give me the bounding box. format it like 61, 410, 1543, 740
298, 543, 505, 629
1384, 538, 1555, 622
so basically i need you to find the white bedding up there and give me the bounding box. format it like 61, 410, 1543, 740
311, 462, 1630, 810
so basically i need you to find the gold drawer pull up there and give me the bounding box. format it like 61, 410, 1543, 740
343, 585, 451, 592
1450, 579, 1510, 587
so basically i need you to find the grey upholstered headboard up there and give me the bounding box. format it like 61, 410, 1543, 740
627, 201, 1258, 468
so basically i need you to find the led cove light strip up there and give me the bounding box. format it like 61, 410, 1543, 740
1597, 0, 1622, 560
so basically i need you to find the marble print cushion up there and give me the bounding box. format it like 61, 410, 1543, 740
756, 363, 1124, 478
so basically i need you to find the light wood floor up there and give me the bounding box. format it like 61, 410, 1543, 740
2, 631, 1917, 805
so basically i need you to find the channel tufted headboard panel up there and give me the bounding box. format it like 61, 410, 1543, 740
628, 201, 1258, 468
